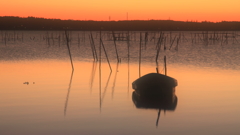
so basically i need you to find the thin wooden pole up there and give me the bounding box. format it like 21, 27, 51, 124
112, 31, 120, 62
89, 35, 96, 61
100, 38, 112, 72
99, 30, 102, 111
164, 56, 167, 75
139, 32, 142, 77
127, 31, 130, 94
91, 32, 98, 61
65, 30, 74, 71
169, 35, 177, 50
156, 32, 163, 62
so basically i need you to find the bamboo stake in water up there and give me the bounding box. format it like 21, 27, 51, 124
100, 38, 112, 72
233, 33, 239, 44
4, 32, 7, 46
58, 34, 61, 47
14, 31, 16, 43
90, 32, 98, 61
156, 32, 163, 63
0, 31, 2, 41
99, 30, 102, 111
127, 31, 130, 94
78, 33, 80, 47
83, 31, 85, 43
89, 35, 96, 61
145, 32, 148, 50
175, 36, 180, 51
164, 56, 167, 75
127, 31, 130, 62
139, 32, 142, 77
112, 31, 120, 62
21, 32, 24, 42
51, 32, 54, 45
65, 30, 74, 71
169, 35, 177, 50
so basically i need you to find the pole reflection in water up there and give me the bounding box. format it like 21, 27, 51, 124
64, 70, 74, 116
90, 61, 98, 93
111, 62, 119, 99
100, 71, 112, 109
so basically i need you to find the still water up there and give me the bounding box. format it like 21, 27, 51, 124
0, 31, 240, 135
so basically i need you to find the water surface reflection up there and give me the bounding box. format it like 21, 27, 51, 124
64, 70, 74, 116
1, 31, 240, 135
132, 91, 178, 127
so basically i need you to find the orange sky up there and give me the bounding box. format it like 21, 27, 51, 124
1, 0, 240, 22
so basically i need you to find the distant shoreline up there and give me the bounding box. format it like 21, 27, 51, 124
1, 16, 240, 31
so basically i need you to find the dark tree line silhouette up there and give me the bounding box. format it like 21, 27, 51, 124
0, 16, 240, 31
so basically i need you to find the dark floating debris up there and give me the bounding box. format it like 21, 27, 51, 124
23, 82, 35, 85
132, 73, 177, 98
23, 82, 29, 85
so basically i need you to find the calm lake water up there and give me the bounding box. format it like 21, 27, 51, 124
1, 31, 240, 135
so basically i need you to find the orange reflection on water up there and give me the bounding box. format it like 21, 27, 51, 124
1, 60, 240, 135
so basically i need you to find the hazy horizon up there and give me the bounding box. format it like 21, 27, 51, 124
2, 16, 239, 23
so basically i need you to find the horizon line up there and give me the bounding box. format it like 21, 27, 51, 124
1, 16, 239, 23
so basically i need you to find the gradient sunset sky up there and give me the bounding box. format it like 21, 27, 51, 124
1, 0, 239, 22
